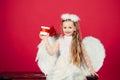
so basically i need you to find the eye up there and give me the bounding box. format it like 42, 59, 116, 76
69, 26, 72, 29
63, 27, 66, 29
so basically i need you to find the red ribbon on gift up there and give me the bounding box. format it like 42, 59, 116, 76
41, 28, 50, 33
49, 26, 57, 36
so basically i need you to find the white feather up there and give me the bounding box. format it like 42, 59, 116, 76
82, 36, 106, 72
35, 37, 58, 75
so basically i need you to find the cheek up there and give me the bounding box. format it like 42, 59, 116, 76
62, 29, 66, 33
63, 28, 66, 31
73, 27, 76, 31
71, 28, 75, 32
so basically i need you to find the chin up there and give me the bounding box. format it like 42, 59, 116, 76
65, 34, 72, 36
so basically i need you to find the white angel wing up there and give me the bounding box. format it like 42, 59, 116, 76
35, 36, 58, 75
82, 36, 106, 72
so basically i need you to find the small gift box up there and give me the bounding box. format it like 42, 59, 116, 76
40, 26, 50, 35
40, 26, 57, 36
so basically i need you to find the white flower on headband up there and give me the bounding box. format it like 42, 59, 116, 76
61, 13, 80, 22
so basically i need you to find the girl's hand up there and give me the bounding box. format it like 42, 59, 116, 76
39, 33, 49, 40
89, 69, 99, 77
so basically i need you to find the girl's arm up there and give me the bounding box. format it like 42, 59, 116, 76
44, 38, 59, 55
81, 43, 98, 76
40, 34, 59, 55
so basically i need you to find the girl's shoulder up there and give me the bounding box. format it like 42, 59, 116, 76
57, 35, 64, 40
57, 36, 63, 43
55, 36, 65, 45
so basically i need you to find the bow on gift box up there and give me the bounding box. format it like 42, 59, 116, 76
40, 26, 57, 36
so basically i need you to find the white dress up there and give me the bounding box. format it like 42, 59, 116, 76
46, 36, 86, 80
36, 36, 106, 80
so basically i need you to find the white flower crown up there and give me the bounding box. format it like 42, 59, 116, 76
61, 13, 80, 22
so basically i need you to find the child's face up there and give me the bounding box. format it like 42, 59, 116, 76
62, 21, 76, 36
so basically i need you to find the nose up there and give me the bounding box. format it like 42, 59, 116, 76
65, 28, 70, 31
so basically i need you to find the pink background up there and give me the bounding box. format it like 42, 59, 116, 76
0, 0, 120, 80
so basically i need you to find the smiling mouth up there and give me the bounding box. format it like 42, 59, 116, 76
65, 32, 71, 34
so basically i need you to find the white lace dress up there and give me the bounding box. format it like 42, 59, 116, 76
36, 36, 106, 80
46, 36, 86, 80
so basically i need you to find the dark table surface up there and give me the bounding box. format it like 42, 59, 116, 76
0, 72, 46, 80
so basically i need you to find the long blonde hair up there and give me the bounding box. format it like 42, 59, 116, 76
61, 19, 83, 67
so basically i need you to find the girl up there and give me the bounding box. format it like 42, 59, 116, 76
40, 13, 98, 80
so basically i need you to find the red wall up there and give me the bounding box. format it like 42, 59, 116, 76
0, 0, 120, 80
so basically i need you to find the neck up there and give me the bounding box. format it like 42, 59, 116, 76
64, 35, 72, 37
